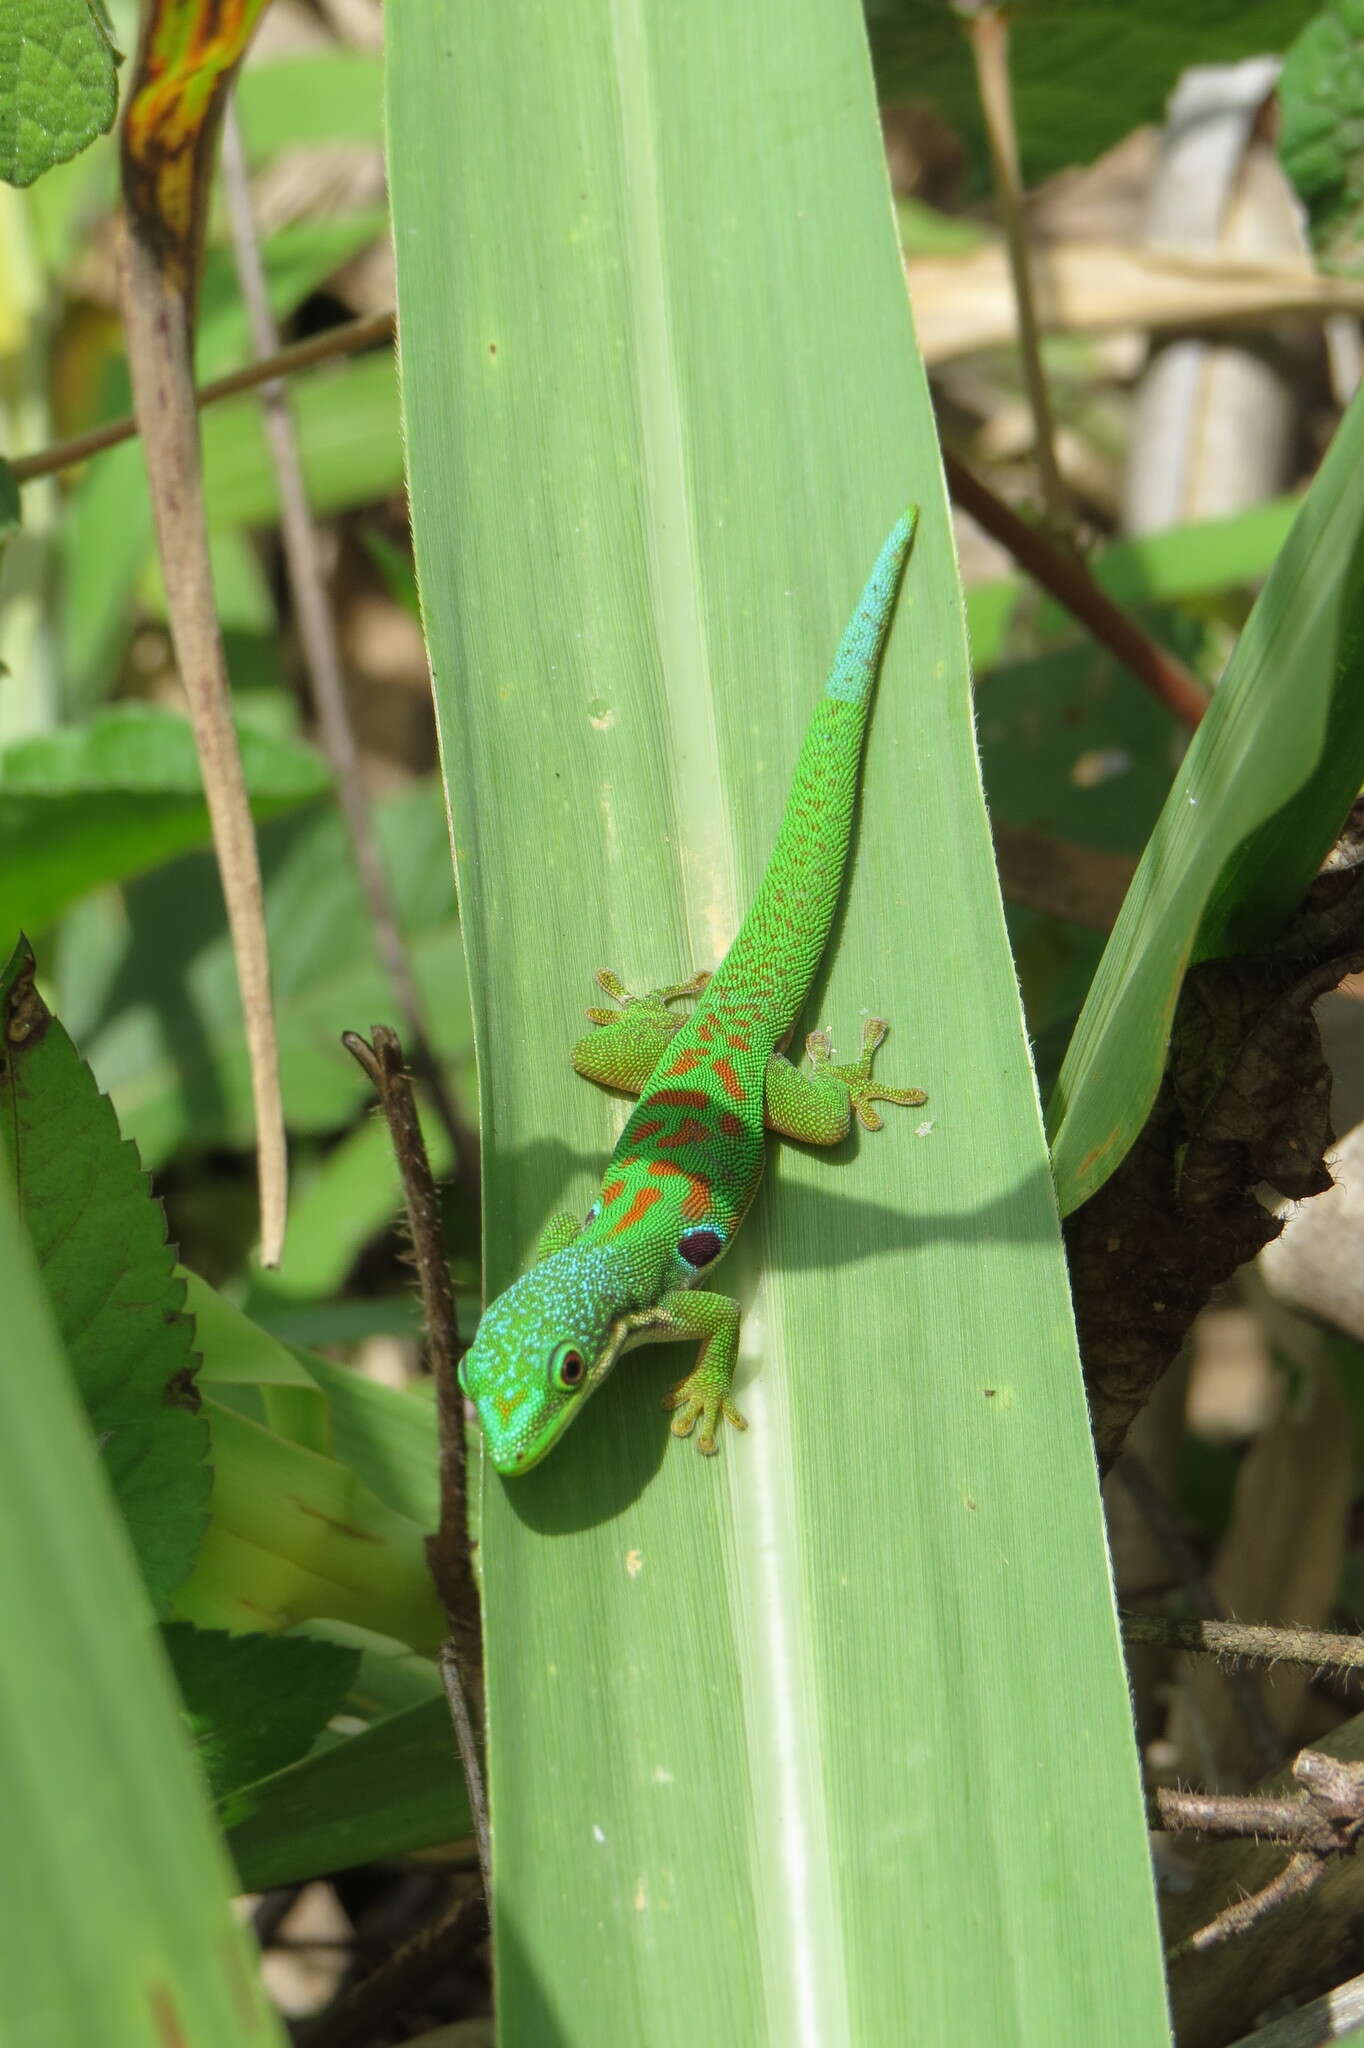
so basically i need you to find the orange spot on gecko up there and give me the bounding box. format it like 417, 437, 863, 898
666, 1048, 705, 1075
660, 1117, 713, 1148
726, 1033, 751, 1051
601, 1179, 626, 1205
646, 1158, 710, 1220
610, 1186, 662, 1234
713, 1057, 744, 1102
631, 1119, 664, 1141
650, 1087, 709, 1107
494, 1388, 527, 1425
719, 1112, 743, 1138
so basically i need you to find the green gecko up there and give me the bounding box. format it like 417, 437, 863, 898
462, 508, 925, 1474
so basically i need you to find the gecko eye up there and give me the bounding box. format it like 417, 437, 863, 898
550, 1344, 587, 1390
677, 1228, 725, 1269
583, 1202, 601, 1226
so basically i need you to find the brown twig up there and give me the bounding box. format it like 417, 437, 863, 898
119, 21, 287, 1265
220, 109, 480, 1211
1158, 1750, 1364, 1958
7, 309, 395, 485
342, 1027, 489, 1899
943, 447, 1210, 727
292, 1881, 487, 2048
956, 2, 1070, 536
1122, 1612, 1364, 1677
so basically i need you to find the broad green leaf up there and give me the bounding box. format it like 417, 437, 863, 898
198, 350, 401, 528
1280, 0, 1364, 275
58, 783, 471, 1166
245, 1106, 453, 1308
0, 1173, 284, 2046
164, 1619, 359, 1801
235, 51, 383, 158
169, 1269, 442, 1646
0, 704, 328, 936
0, 0, 119, 188
176, 1396, 444, 1653
224, 1694, 469, 1893
1049, 383, 1364, 1214
186, 1267, 440, 1527
0, 938, 209, 1608
391, 1, 1167, 2041
866, 0, 1316, 187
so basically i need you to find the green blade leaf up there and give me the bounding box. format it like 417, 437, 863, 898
0, 705, 329, 936
224, 1695, 470, 1893
390, 1, 1167, 2040
164, 1620, 360, 1802
0, 1174, 284, 2045
0, 937, 209, 1608
1049, 383, 1364, 1215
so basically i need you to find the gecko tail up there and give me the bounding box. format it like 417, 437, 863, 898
825, 505, 919, 708
702, 506, 920, 1034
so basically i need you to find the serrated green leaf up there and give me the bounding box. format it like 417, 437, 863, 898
0, 938, 209, 1608
866, 0, 1316, 187
58, 783, 471, 1166
0, 704, 329, 936
163, 1619, 360, 1802
0, 0, 119, 189
1049, 383, 1364, 1213
1280, 0, 1364, 275
390, 0, 1168, 2039
224, 1694, 469, 1893
0, 1173, 284, 2047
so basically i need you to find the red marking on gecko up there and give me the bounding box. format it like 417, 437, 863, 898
610, 1186, 662, 1234
665, 1048, 705, 1076
659, 1117, 713, 1148
650, 1088, 709, 1108
601, 1179, 626, 1205
713, 1057, 744, 1102
631, 1119, 664, 1141
726, 1033, 751, 1051
719, 1112, 743, 1138
650, 1161, 713, 1221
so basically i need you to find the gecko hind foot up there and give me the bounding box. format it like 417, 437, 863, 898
807, 1017, 927, 1132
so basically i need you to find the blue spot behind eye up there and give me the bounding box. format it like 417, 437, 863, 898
584, 1202, 601, 1226
678, 1228, 724, 1268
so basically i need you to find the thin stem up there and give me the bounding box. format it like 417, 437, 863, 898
958, 3, 1070, 534
944, 447, 1209, 727
219, 107, 479, 1204
7, 310, 395, 484
1123, 1612, 1364, 1676
342, 1027, 490, 1901
293, 1882, 487, 2048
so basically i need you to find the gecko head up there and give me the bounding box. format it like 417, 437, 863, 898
459, 1243, 635, 1475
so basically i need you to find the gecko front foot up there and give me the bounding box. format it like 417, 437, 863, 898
583, 967, 711, 1027
807, 1017, 927, 1131
662, 1374, 748, 1456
